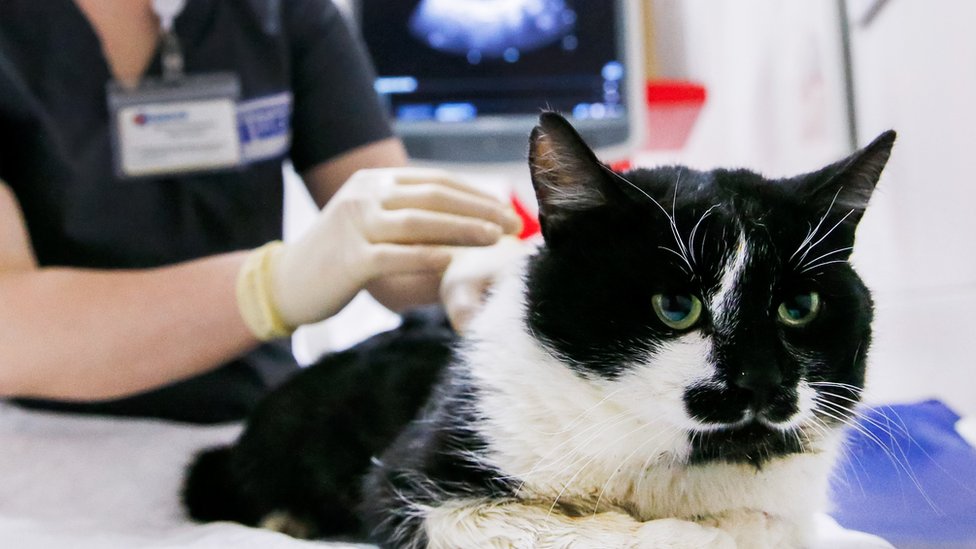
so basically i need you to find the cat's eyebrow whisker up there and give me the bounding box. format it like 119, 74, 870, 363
799, 246, 854, 271
688, 204, 720, 267
601, 165, 694, 272
698, 225, 711, 270
793, 224, 816, 262
807, 380, 865, 395
671, 171, 684, 250
658, 246, 693, 275
795, 209, 856, 267
790, 186, 844, 264
800, 259, 850, 274
668, 170, 693, 264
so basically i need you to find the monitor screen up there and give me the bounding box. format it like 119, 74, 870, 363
358, 0, 637, 162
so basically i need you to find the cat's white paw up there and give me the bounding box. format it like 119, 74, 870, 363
258, 510, 315, 539
633, 518, 736, 549
700, 509, 800, 549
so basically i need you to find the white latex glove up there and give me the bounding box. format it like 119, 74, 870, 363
271, 168, 520, 328
439, 235, 535, 333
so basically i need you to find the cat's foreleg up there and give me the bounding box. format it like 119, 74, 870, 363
700, 508, 805, 549
421, 499, 734, 549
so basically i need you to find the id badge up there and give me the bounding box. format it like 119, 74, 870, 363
108, 73, 242, 178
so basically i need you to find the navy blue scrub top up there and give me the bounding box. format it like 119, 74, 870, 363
0, 0, 394, 423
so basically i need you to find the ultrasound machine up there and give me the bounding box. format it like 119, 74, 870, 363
353, 0, 643, 164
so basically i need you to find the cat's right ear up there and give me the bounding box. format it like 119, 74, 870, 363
529, 112, 613, 241
796, 130, 896, 221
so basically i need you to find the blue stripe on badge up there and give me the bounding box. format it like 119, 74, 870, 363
238, 92, 292, 163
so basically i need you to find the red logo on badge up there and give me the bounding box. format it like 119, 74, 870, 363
133, 113, 148, 126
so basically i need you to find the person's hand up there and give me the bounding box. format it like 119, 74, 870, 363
440, 236, 534, 333
270, 168, 521, 328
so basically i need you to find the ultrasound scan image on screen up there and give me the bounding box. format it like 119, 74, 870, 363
359, 0, 635, 162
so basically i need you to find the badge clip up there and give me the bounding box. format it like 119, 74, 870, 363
152, 0, 187, 82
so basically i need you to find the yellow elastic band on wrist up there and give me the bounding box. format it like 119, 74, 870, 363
236, 241, 293, 341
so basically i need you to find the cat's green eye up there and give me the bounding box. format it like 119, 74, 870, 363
652, 294, 703, 330
777, 292, 821, 327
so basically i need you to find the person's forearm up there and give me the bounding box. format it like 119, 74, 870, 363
0, 252, 258, 401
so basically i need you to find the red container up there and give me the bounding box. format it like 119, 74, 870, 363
644, 80, 707, 150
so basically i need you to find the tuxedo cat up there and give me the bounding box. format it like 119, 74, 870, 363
184, 113, 894, 548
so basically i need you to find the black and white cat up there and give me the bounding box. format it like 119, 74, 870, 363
184, 112, 894, 548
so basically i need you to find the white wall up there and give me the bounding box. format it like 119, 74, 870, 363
649, 0, 850, 175
845, 0, 976, 416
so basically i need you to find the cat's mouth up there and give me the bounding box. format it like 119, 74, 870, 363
684, 384, 803, 428
686, 418, 810, 466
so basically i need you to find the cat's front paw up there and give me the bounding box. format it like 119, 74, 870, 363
633, 518, 736, 549
700, 509, 800, 549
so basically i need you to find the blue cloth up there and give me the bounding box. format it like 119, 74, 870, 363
830, 400, 976, 549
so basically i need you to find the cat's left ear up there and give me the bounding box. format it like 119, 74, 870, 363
796, 130, 896, 223
529, 112, 614, 241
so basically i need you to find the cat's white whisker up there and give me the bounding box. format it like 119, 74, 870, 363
809, 415, 869, 494
789, 186, 844, 264
533, 387, 627, 436
798, 246, 854, 271
688, 204, 720, 267
817, 407, 924, 502
657, 246, 693, 274
544, 419, 656, 519
668, 170, 694, 263
591, 425, 681, 516
602, 165, 695, 272
630, 423, 686, 502
522, 411, 633, 473
512, 411, 636, 496
807, 380, 865, 393
792, 223, 816, 262
876, 407, 976, 499
795, 208, 857, 267
670, 171, 692, 260
814, 398, 940, 511
800, 259, 851, 274
819, 399, 914, 442
535, 414, 641, 478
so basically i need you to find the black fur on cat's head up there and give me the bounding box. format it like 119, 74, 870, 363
524, 112, 894, 466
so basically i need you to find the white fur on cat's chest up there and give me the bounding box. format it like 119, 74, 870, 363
458, 265, 841, 532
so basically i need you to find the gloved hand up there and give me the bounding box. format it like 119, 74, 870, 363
268, 168, 521, 330
439, 235, 535, 333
